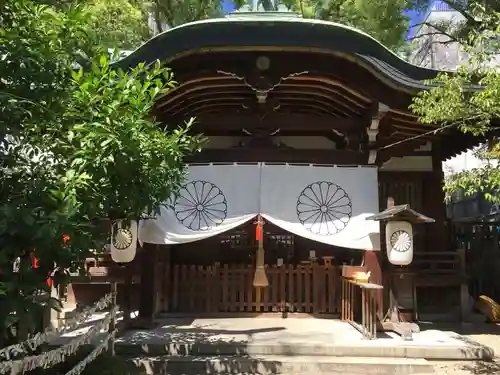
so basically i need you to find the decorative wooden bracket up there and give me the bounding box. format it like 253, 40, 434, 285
367, 102, 389, 164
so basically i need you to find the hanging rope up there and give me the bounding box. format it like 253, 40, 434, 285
0, 306, 118, 375
0, 292, 114, 360
253, 164, 269, 287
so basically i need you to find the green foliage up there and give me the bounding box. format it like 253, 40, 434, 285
0, 0, 98, 343
311, 0, 418, 49
410, 5, 500, 202
415, 0, 500, 46
60, 57, 204, 220
0, 0, 203, 345
84, 0, 152, 49
151, 0, 231, 28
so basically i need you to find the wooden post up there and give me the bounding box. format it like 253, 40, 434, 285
364, 251, 383, 316
108, 281, 117, 356
123, 264, 132, 327
139, 242, 158, 323
425, 150, 449, 252
458, 248, 470, 322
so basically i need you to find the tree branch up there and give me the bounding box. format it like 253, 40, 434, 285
411, 21, 460, 43
439, 0, 479, 26
153, 0, 164, 33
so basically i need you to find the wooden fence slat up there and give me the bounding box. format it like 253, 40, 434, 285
256, 286, 262, 312
172, 265, 179, 311
222, 264, 229, 311
237, 266, 244, 311
297, 266, 303, 312
271, 266, 279, 311
229, 266, 238, 312
213, 263, 220, 312
166, 263, 342, 315
164, 262, 171, 312
263, 266, 270, 312
328, 266, 336, 313
280, 265, 286, 311
246, 265, 253, 312
205, 265, 212, 312
321, 267, 328, 313
189, 265, 196, 310
305, 266, 311, 313
312, 264, 317, 314
288, 264, 295, 312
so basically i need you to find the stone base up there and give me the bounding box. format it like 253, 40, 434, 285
113, 317, 494, 361
129, 355, 436, 375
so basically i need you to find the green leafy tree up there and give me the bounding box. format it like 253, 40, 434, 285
306, 0, 419, 49
0, 0, 202, 345
408, 0, 500, 46
37, 0, 152, 49
150, 0, 234, 30
84, 0, 152, 49
410, 3, 500, 202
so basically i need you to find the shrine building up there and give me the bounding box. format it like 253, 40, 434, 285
73, 7, 486, 338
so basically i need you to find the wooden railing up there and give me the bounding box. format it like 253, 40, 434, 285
411, 251, 464, 275
340, 277, 382, 339
70, 255, 141, 284
167, 263, 340, 314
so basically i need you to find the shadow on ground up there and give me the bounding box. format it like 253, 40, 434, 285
459, 360, 500, 374
116, 318, 288, 356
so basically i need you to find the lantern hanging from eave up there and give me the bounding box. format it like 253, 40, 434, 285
110, 219, 138, 263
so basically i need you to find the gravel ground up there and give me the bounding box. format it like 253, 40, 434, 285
428, 323, 500, 374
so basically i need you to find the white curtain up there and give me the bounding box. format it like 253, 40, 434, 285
260, 165, 380, 250
138, 164, 260, 244
139, 164, 381, 250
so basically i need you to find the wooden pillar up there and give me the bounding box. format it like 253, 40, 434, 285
65, 283, 77, 309
139, 242, 159, 322
153, 247, 164, 316
423, 149, 449, 252
123, 263, 133, 326
162, 246, 172, 312
458, 248, 470, 321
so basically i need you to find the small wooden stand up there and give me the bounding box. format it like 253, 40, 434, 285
367, 202, 434, 341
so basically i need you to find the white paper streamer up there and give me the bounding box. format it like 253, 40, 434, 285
0, 293, 114, 360
0, 307, 118, 375
64, 330, 117, 375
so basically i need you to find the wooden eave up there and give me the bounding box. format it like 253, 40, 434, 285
366, 204, 435, 224
112, 16, 487, 160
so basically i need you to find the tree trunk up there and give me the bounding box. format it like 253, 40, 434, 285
154, 0, 164, 34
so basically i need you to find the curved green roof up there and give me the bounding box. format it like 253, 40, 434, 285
112, 16, 444, 90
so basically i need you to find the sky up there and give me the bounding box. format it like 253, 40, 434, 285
222, 0, 237, 12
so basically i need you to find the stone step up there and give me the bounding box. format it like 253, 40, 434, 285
115, 339, 494, 360
128, 355, 436, 375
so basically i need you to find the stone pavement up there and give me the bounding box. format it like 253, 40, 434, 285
113, 317, 492, 360
53, 315, 500, 374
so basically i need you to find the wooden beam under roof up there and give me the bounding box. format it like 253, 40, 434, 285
186, 148, 369, 165
167, 114, 367, 132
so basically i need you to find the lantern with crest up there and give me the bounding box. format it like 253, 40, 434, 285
110, 219, 138, 264
367, 203, 434, 266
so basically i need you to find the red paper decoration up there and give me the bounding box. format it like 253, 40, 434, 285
255, 224, 262, 241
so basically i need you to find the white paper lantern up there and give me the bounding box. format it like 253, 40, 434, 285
110, 219, 138, 263
386, 221, 413, 266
